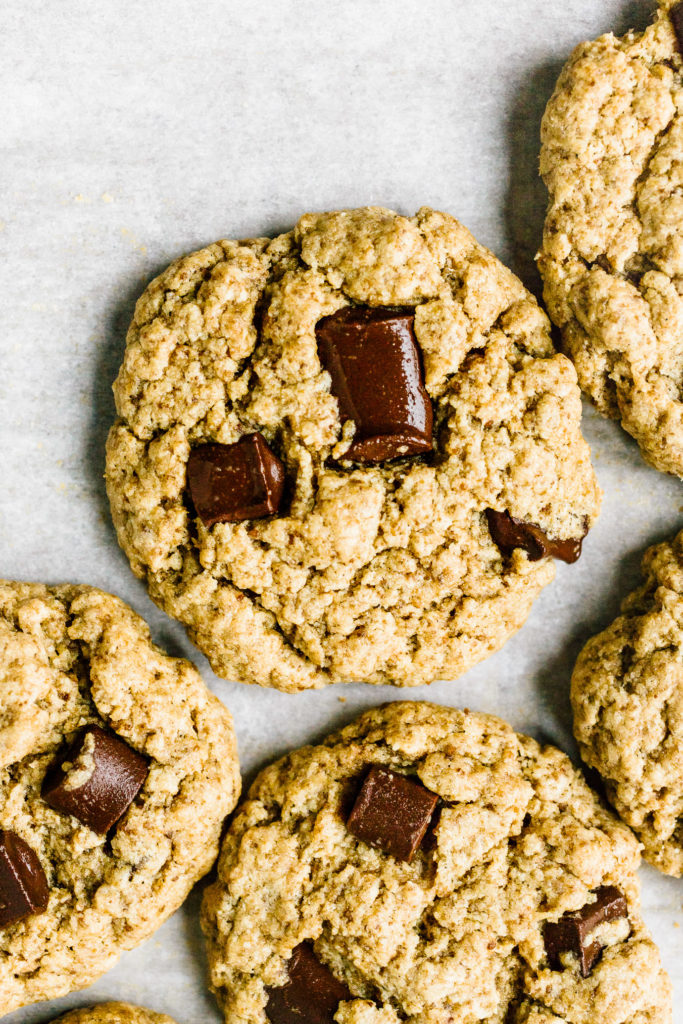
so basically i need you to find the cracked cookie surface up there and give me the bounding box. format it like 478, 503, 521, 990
201, 701, 670, 1024
106, 206, 600, 691
539, 0, 683, 477
572, 529, 683, 876
0, 581, 241, 1012
51, 1004, 177, 1024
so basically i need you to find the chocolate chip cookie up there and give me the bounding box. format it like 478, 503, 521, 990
106, 206, 601, 691
572, 528, 683, 876
201, 702, 670, 1024
51, 1005, 176, 1024
539, 0, 683, 477
0, 581, 241, 1012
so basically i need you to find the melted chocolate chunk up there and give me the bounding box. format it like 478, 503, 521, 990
316, 306, 433, 463
0, 830, 49, 928
187, 433, 285, 528
42, 725, 148, 834
544, 886, 628, 977
671, 2, 683, 52
346, 765, 438, 862
486, 509, 585, 564
266, 942, 351, 1024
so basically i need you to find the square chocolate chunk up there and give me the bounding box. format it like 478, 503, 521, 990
544, 885, 628, 977
0, 830, 49, 928
42, 725, 148, 834
266, 942, 351, 1024
187, 432, 285, 527
346, 765, 438, 862
316, 306, 433, 463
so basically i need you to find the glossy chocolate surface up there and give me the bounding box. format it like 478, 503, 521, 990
0, 830, 49, 928
486, 509, 585, 564
346, 765, 438, 862
187, 433, 285, 527
43, 725, 148, 834
266, 942, 351, 1024
544, 885, 628, 977
316, 306, 433, 463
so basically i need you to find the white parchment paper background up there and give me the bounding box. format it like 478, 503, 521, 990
1, 0, 681, 1020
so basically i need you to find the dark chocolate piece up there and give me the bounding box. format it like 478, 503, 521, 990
0, 830, 49, 928
671, 2, 683, 52
316, 306, 433, 463
42, 725, 148, 834
266, 942, 351, 1024
486, 509, 585, 564
544, 885, 628, 977
346, 765, 438, 862
187, 433, 285, 528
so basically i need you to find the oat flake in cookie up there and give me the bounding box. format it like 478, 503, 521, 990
106, 207, 600, 691
573, 528, 683, 877
0, 580, 240, 1012
201, 702, 670, 1024
50, 1005, 177, 1024
539, 0, 683, 477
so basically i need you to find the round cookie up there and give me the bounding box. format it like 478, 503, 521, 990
572, 528, 683, 876
539, 1, 683, 477
106, 206, 601, 691
51, 1005, 176, 1024
201, 702, 670, 1024
0, 581, 241, 1012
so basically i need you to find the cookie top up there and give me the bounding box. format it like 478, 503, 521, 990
0, 581, 241, 1012
539, 1, 683, 477
106, 206, 600, 691
51, 1005, 176, 1024
573, 529, 683, 876
201, 702, 670, 1024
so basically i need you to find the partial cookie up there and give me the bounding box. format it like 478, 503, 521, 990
201, 702, 670, 1024
539, 1, 683, 476
106, 206, 601, 691
573, 529, 683, 876
51, 1004, 176, 1024
0, 581, 241, 1012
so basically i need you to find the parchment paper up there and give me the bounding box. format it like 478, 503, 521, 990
2, 1, 681, 1020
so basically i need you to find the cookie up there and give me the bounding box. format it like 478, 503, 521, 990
51, 1004, 176, 1024
539, 0, 683, 477
572, 528, 683, 876
0, 581, 241, 1012
106, 206, 601, 691
201, 702, 670, 1024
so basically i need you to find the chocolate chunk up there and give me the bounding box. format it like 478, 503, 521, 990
486, 509, 585, 564
187, 433, 285, 528
544, 885, 628, 977
671, 2, 683, 52
316, 306, 433, 463
266, 942, 351, 1024
346, 765, 438, 862
42, 725, 148, 834
0, 831, 49, 928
